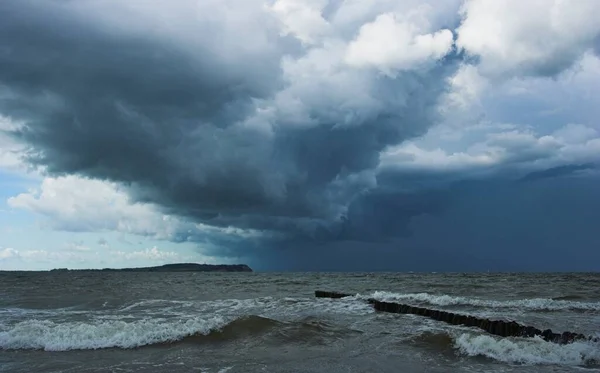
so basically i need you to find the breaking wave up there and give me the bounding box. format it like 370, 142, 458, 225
455, 333, 600, 366
360, 291, 600, 311
404, 330, 600, 367
0, 312, 361, 352
0, 294, 375, 352
0, 315, 283, 351
117, 296, 373, 318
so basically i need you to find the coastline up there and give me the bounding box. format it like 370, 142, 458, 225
1, 263, 253, 273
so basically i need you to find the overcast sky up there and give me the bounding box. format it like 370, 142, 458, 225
1, 0, 599, 271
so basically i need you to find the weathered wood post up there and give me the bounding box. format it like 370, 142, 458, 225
314, 290, 596, 345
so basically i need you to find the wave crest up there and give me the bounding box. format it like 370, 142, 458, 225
361, 291, 600, 311
409, 330, 600, 366
455, 333, 600, 366
0, 315, 270, 351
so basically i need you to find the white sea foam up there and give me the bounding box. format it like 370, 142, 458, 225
0, 316, 229, 351
119, 299, 195, 312
119, 296, 374, 319
313, 297, 374, 316
0, 294, 375, 352
455, 333, 600, 366
361, 291, 600, 311
0, 307, 86, 317
210, 296, 373, 318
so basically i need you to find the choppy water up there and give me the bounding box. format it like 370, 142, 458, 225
1, 272, 599, 372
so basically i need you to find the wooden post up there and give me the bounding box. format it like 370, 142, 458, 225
314, 290, 596, 345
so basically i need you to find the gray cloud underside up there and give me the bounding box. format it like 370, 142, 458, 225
518, 163, 597, 183
0, 1, 459, 238
253, 171, 600, 271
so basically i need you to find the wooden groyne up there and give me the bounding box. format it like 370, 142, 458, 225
315, 291, 598, 345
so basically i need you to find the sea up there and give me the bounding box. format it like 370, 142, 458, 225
1, 271, 599, 372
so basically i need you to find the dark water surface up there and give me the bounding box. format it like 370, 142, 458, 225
1, 272, 599, 372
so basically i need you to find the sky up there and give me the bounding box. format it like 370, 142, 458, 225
1, 0, 599, 272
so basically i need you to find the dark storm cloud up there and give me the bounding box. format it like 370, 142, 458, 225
519, 163, 597, 183
248, 173, 600, 272
0, 1, 290, 212
594, 35, 600, 56
5, 0, 599, 273
0, 0, 462, 246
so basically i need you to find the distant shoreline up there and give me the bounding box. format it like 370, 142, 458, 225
24, 263, 253, 273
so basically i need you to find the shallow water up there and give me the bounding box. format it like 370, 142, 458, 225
1, 272, 599, 372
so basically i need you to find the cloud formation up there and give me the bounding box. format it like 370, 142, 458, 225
0, 245, 211, 270
1, 0, 600, 269
0, 0, 460, 240
6, 175, 265, 256
382, 123, 600, 176
8, 175, 193, 238
456, 0, 600, 78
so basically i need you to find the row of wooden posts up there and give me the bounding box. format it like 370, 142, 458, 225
314, 290, 598, 345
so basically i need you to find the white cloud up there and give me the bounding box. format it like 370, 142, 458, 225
0, 139, 21, 171
65, 241, 92, 252
436, 63, 489, 129
442, 64, 488, 111
499, 52, 600, 118
0, 245, 217, 270
345, 12, 453, 75
0, 247, 19, 260
553, 123, 599, 145
269, 0, 331, 45
0, 247, 86, 270
383, 49, 600, 183
239, 0, 460, 136
6, 175, 262, 243
456, 0, 600, 78
382, 123, 600, 174
330, 0, 462, 32
427, 49, 600, 176
109, 247, 179, 262
0, 116, 29, 173
7, 176, 165, 234
381, 141, 497, 171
